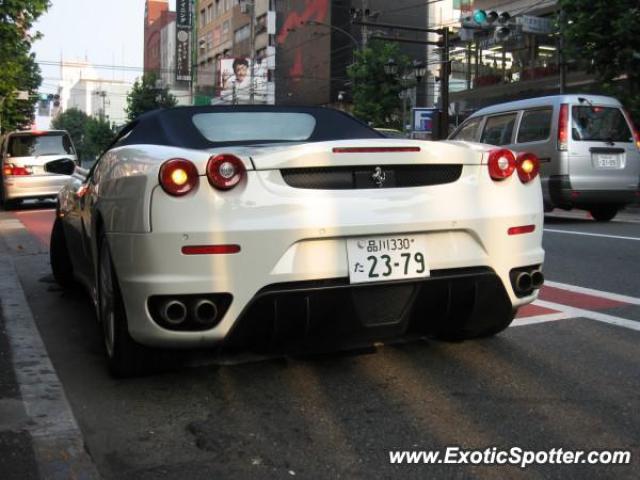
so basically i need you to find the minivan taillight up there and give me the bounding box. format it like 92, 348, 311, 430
622, 108, 640, 150
159, 158, 199, 196
3, 164, 31, 176
487, 149, 516, 180
206, 154, 246, 190
557, 103, 569, 151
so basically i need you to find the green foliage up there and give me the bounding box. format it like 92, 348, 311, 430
51, 108, 116, 162
125, 72, 178, 121
0, 0, 50, 133
347, 41, 411, 128
559, 0, 640, 122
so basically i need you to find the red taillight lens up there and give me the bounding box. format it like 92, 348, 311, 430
622, 108, 640, 150
159, 158, 199, 196
516, 152, 540, 183
487, 148, 516, 180
557, 103, 569, 151
2, 164, 30, 176
206, 154, 246, 190
508, 225, 535, 235
332, 146, 421, 153
181, 244, 241, 255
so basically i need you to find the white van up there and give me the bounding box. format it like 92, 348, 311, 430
449, 95, 640, 221
1, 129, 78, 210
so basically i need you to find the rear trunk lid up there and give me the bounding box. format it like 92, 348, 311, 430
245, 139, 485, 170
568, 104, 640, 190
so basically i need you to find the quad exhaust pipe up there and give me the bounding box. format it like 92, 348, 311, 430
513, 269, 545, 294
192, 299, 218, 326
161, 300, 188, 325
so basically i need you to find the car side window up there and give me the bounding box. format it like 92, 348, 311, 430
451, 117, 482, 141
517, 108, 552, 143
480, 113, 517, 146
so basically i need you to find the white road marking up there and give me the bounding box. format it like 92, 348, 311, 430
512, 312, 570, 327
535, 299, 640, 332
544, 280, 640, 306
544, 228, 640, 241
0, 219, 24, 229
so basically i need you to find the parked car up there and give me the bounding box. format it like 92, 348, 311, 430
449, 94, 640, 221
50, 105, 544, 376
1, 129, 78, 210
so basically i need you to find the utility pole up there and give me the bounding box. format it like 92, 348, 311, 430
241, 0, 256, 104
558, 9, 567, 94
439, 27, 450, 139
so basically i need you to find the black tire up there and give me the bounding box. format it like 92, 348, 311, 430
98, 236, 155, 377
589, 206, 618, 222
50, 217, 76, 288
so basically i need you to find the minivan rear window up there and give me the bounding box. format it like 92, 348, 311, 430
8, 132, 75, 157
571, 106, 632, 143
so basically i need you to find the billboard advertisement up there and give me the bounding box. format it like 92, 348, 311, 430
175, 0, 192, 83
413, 108, 440, 136
275, 0, 331, 105
216, 57, 269, 104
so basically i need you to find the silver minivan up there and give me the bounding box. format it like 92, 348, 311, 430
1, 129, 78, 210
449, 95, 640, 221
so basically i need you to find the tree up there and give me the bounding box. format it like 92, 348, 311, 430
559, 0, 640, 122
125, 72, 177, 121
0, 0, 49, 133
51, 108, 116, 162
51, 108, 89, 158
347, 40, 410, 128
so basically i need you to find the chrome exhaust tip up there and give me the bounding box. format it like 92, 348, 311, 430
530, 270, 545, 289
193, 299, 218, 326
161, 300, 188, 325
514, 271, 533, 293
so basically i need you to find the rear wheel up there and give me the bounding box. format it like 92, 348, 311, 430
589, 206, 618, 222
0, 188, 19, 210
50, 217, 75, 288
98, 236, 154, 377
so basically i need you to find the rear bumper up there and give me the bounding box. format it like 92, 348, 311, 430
549, 175, 638, 208
3, 175, 72, 201
105, 168, 544, 349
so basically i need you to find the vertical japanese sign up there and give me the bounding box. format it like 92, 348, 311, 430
176, 0, 192, 83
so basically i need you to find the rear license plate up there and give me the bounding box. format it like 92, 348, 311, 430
594, 154, 620, 169
346, 235, 430, 284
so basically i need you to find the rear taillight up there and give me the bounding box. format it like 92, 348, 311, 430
557, 103, 569, 151
2, 164, 31, 176
206, 154, 246, 190
159, 158, 199, 196
622, 108, 640, 150
487, 148, 516, 180
516, 152, 540, 183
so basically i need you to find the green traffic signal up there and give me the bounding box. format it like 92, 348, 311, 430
472, 9, 487, 24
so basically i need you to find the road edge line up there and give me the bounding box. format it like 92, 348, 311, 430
535, 299, 640, 332
544, 280, 640, 306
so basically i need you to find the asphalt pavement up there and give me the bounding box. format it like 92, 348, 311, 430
0, 202, 638, 479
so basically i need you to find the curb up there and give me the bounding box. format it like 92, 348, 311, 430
0, 253, 100, 480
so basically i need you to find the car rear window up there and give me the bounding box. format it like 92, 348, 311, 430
571, 106, 632, 142
517, 108, 552, 143
192, 112, 317, 142
480, 113, 517, 146
8, 132, 74, 157
451, 117, 481, 142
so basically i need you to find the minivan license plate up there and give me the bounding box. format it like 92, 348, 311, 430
594, 154, 620, 169
346, 235, 430, 284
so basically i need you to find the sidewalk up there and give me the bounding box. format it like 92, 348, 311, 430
0, 213, 100, 480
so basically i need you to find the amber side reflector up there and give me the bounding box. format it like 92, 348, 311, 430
332, 146, 421, 153
508, 225, 536, 236
181, 245, 241, 255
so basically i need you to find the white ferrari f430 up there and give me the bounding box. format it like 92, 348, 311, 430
51, 106, 544, 376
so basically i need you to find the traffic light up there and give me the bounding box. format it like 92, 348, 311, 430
460, 9, 513, 41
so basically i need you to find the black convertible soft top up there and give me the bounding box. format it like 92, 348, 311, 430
115, 105, 383, 149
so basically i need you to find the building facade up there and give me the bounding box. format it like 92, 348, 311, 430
67, 79, 130, 125
144, 0, 176, 75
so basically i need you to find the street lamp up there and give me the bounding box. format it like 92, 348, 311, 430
412, 60, 427, 82
384, 58, 398, 76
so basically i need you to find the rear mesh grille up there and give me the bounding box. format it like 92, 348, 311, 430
281, 164, 463, 189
